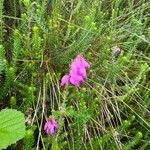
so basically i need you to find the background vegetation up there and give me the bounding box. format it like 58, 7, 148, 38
0, 0, 150, 149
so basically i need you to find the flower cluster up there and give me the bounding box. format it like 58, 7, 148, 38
61, 54, 90, 87
112, 46, 121, 56
44, 118, 58, 134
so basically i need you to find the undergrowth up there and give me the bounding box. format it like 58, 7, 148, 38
0, 0, 150, 149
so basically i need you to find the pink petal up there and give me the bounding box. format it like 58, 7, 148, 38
78, 68, 87, 78
80, 58, 90, 68
51, 119, 58, 127
70, 67, 86, 79
61, 74, 70, 86
71, 73, 84, 82
70, 77, 80, 87
70, 74, 84, 87
44, 119, 58, 134
69, 68, 77, 77
49, 126, 55, 134
70, 61, 79, 73
76, 54, 90, 68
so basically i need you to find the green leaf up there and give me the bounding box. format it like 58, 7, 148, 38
0, 109, 25, 149
52, 137, 59, 150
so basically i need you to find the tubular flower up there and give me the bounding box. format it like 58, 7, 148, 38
60, 54, 90, 87
60, 74, 70, 86
112, 46, 121, 56
44, 118, 58, 134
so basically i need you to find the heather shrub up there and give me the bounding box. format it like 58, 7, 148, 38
0, 0, 150, 149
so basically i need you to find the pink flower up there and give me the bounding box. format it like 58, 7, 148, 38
44, 118, 58, 134
112, 46, 120, 56
60, 54, 90, 88
71, 54, 90, 69
78, 68, 87, 78
60, 74, 70, 86
70, 74, 84, 87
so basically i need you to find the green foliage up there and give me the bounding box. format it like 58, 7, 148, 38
0, 65, 16, 99
122, 132, 143, 150
0, 109, 25, 149
23, 126, 36, 150
13, 29, 21, 65
0, 0, 4, 43
0, 44, 5, 74
10, 96, 17, 108
0, 0, 150, 149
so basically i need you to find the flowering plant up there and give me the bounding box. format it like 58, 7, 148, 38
44, 118, 58, 135
61, 54, 90, 87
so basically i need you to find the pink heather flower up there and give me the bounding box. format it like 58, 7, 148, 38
60, 74, 70, 86
60, 54, 90, 88
71, 54, 90, 69
44, 118, 58, 134
70, 65, 87, 78
79, 55, 90, 68
70, 74, 84, 87
112, 46, 121, 56
78, 68, 87, 78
